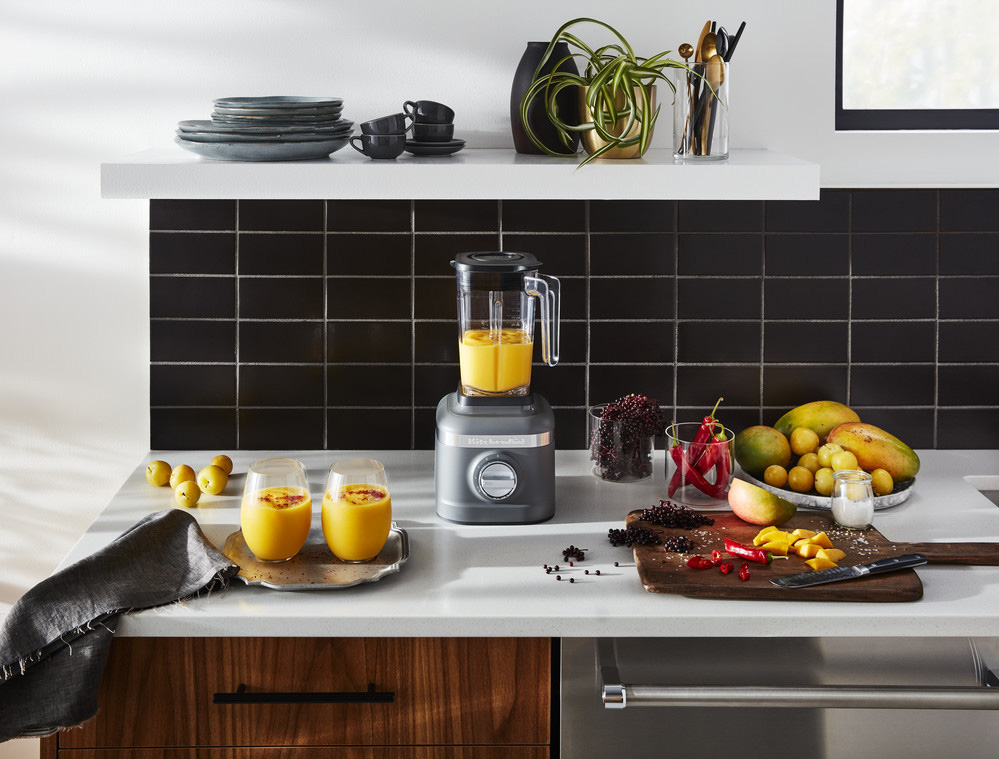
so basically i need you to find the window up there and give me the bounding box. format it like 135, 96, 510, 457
836, 0, 999, 130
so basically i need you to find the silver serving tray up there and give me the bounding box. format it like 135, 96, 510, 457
222, 523, 409, 590
743, 472, 915, 511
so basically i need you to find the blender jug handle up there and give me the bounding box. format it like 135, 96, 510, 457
525, 273, 560, 367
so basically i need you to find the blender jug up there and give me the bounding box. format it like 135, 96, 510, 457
452, 251, 560, 397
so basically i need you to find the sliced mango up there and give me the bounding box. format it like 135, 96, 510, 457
816, 548, 847, 563
796, 543, 822, 559
806, 557, 838, 571
810, 532, 834, 549
791, 528, 817, 540
761, 541, 791, 556
753, 526, 781, 545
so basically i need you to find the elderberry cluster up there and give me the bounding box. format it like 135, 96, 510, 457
600, 394, 666, 437
662, 535, 697, 553
607, 526, 661, 547
591, 393, 666, 482
638, 500, 715, 529
562, 545, 585, 562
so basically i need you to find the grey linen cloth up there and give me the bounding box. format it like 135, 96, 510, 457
0, 508, 238, 741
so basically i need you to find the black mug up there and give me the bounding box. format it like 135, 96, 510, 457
349, 133, 406, 159
361, 113, 414, 135
412, 123, 455, 142
403, 100, 454, 124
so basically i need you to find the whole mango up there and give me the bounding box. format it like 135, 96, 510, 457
774, 400, 860, 443
733, 425, 791, 475
826, 422, 920, 484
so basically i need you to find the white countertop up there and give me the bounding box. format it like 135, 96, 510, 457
100, 148, 819, 200
48, 449, 999, 639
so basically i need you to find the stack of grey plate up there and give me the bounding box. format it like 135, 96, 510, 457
176, 96, 353, 161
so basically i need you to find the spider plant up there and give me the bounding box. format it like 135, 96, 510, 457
519, 18, 692, 168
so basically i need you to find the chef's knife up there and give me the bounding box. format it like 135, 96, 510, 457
771, 553, 927, 589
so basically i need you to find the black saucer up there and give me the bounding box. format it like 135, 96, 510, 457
405, 138, 465, 156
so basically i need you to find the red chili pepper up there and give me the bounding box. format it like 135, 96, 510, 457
712, 432, 732, 490
719, 561, 734, 575
670, 445, 728, 499
695, 428, 730, 473
723, 537, 785, 565
711, 549, 723, 566
686, 556, 715, 569
738, 562, 751, 581
687, 397, 724, 466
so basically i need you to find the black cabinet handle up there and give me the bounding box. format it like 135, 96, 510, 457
213, 682, 394, 705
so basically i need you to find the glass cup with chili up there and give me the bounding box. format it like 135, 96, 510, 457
665, 421, 734, 509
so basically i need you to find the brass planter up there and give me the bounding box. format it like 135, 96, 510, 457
578, 84, 657, 159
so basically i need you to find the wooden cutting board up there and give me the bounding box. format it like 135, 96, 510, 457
626, 510, 999, 602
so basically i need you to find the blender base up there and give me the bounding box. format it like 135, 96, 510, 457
434, 391, 556, 525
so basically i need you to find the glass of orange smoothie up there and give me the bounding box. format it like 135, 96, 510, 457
240, 458, 312, 562
322, 458, 392, 563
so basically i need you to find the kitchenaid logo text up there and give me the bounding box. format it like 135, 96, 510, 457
468, 436, 527, 447
443, 432, 551, 448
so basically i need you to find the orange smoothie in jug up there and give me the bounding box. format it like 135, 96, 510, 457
458, 328, 533, 394
240, 486, 312, 561
322, 484, 392, 562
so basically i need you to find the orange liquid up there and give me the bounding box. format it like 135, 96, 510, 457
458, 328, 533, 394
322, 484, 392, 562
240, 486, 312, 561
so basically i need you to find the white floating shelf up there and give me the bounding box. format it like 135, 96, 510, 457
101, 147, 819, 201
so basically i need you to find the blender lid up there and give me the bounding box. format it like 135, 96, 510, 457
452, 251, 542, 273
452, 251, 543, 291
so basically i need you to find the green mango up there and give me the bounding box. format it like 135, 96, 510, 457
733, 425, 791, 475
774, 400, 860, 443
826, 422, 920, 483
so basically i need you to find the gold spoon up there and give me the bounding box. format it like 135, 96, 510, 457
699, 32, 718, 63
700, 53, 725, 154
677, 43, 695, 154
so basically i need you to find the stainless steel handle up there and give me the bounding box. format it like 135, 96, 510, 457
597, 638, 999, 710
602, 683, 999, 710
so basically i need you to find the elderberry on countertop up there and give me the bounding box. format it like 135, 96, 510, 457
562, 545, 586, 562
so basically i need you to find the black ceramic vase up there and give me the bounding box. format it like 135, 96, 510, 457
511, 41, 580, 154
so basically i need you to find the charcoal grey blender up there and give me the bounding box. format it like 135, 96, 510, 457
434, 251, 560, 524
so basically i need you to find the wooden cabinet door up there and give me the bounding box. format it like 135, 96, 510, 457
57, 748, 549, 759
61, 638, 550, 749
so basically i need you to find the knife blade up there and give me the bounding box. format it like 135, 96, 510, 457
770, 553, 928, 589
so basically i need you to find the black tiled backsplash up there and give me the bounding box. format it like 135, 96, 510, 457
149, 190, 999, 451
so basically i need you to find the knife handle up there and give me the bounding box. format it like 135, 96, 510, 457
864, 553, 928, 575
893, 542, 999, 565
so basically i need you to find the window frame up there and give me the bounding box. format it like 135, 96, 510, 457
835, 0, 999, 130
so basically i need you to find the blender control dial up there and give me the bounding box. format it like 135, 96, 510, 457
477, 460, 518, 500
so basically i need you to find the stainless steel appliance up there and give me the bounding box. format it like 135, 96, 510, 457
560, 637, 999, 758
434, 251, 559, 524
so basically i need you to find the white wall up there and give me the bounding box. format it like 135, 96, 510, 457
1, 2, 996, 755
